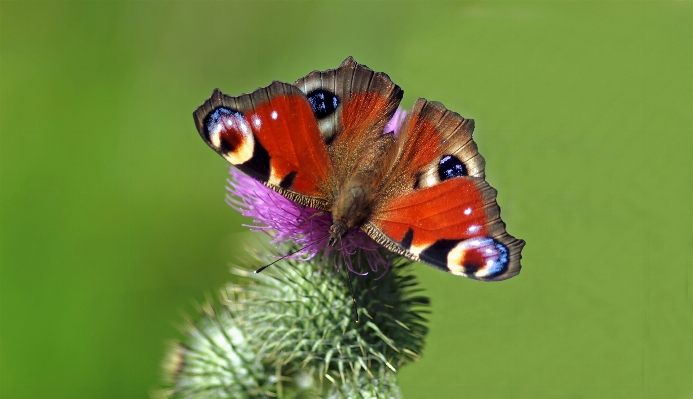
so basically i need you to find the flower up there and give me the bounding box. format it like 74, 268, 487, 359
226, 168, 391, 277
384, 107, 407, 136
224, 107, 408, 277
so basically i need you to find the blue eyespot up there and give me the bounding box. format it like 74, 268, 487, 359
206, 107, 243, 138
438, 154, 468, 180
307, 89, 339, 119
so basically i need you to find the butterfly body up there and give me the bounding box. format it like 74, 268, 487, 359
194, 57, 525, 281
328, 180, 369, 244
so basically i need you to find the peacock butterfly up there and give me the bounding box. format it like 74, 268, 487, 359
193, 57, 524, 281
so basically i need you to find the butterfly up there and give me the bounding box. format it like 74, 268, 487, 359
193, 57, 525, 281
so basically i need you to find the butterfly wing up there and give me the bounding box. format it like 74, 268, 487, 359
365, 99, 525, 281
294, 57, 404, 182
193, 59, 524, 280
193, 83, 333, 210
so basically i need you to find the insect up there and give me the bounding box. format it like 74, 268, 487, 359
193, 57, 524, 281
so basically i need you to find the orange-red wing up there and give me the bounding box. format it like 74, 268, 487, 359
368, 177, 524, 281
373, 178, 491, 246
193, 83, 333, 209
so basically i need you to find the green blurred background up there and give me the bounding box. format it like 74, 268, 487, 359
2, 1, 692, 398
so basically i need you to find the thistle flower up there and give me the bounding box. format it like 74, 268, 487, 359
160, 106, 430, 398
160, 304, 274, 399
383, 108, 407, 136
161, 249, 429, 399
224, 108, 408, 278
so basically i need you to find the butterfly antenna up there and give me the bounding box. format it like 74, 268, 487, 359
254, 235, 328, 274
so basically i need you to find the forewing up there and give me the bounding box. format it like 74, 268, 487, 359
295, 57, 404, 180
193, 83, 332, 210
382, 99, 485, 192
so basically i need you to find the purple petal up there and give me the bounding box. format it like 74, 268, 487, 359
383, 107, 407, 136
225, 167, 391, 276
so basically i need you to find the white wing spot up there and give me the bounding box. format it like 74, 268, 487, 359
271, 111, 278, 120
240, 121, 249, 134
464, 207, 472, 215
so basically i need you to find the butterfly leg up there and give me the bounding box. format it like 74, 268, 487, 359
328, 222, 349, 247
346, 269, 359, 323
304, 211, 327, 220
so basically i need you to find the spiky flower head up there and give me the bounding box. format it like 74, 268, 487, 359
161, 249, 429, 398
160, 304, 274, 399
